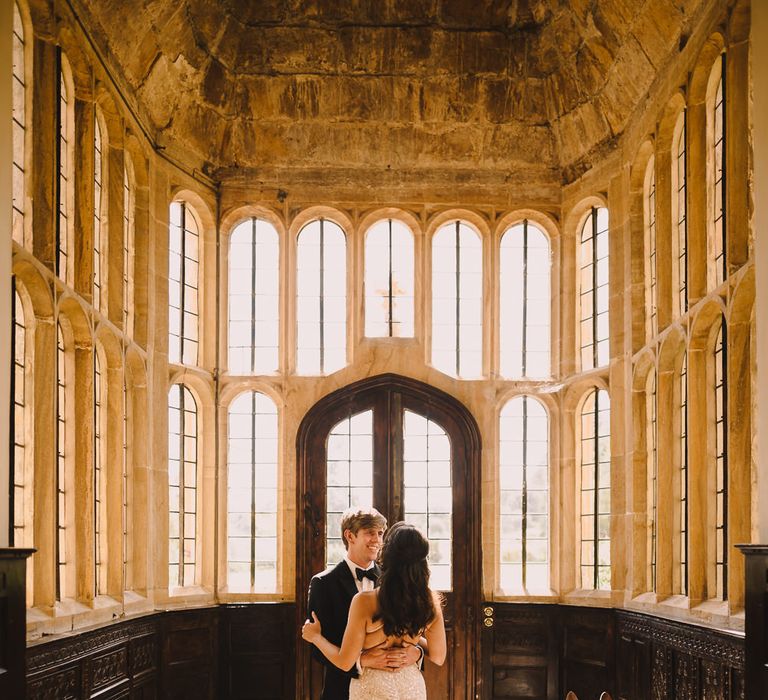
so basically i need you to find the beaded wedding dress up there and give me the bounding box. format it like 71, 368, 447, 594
349, 664, 426, 700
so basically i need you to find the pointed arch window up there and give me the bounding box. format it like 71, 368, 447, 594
579, 208, 609, 371
168, 384, 198, 588
432, 221, 482, 378
645, 160, 657, 338
580, 388, 611, 590
674, 112, 688, 315
228, 218, 280, 375
713, 320, 727, 599
500, 221, 551, 378
123, 158, 134, 335
12, 2, 26, 245
646, 371, 657, 591
364, 219, 414, 337
94, 350, 106, 594
297, 219, 346, 375
93, 116, 104, 310
679, 354, 688, 595
227, 391, 279, 592
500, 396, 549, 592
713, 55, 726, 287
168, 202, 200, 366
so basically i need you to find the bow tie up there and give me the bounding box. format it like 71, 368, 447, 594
356, 567, 378, 583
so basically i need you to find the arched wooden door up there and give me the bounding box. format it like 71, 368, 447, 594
297, 374, 482, 699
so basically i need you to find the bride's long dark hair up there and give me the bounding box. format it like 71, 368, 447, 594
375, 522, 436, 637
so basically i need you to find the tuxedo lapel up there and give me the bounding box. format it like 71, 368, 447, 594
334, 560, 358, 602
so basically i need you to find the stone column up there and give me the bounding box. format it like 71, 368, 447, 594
0, 0, 12, 546
74, 96, 94, 300
107, 136, 124, 327
608, 169, 631, 599
31, 39, 57, 270
106, 362, 124, 599
656, 365, 675, 599
32, 319, 56, 609
686, 100, 707, 305
74, 344, 94, 603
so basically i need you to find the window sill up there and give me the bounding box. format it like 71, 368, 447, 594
217, 591, 292, 603
624, 595, 744, 634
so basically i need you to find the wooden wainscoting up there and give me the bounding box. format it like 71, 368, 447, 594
219, 603, 296, 700
615, 610, 745, 700
24, 603, 744, 699
481, 604, 744, 700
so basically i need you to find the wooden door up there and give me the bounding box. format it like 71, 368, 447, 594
296, 374, 482, 699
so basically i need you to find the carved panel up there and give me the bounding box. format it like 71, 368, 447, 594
701, 659, 727, 700
129, 634, 158, 677
90, 646, 129, 693
650, 644, 671, 700
677, 652, 699, 700
28, 665, 81, 700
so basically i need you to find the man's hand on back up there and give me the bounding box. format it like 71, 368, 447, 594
360, 644, 422, 672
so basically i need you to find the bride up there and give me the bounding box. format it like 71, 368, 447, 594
302, 521, 447, 699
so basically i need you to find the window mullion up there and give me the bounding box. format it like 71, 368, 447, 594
522, 221, 528, 377
250, 393, 257, 589
250, 218, 257, 374
319, 219, 325, 373
455, 221, 460, 377
388, 219, 393, 337
592, 209, 599, 370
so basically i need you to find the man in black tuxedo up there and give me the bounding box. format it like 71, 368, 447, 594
307, 507, 422, 699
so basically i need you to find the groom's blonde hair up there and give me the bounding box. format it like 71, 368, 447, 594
340, 507, 387, 549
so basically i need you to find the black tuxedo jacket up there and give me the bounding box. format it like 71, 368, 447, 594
307, 561, 379, 700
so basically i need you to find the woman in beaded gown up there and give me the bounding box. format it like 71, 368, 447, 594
302, 522, 447, 699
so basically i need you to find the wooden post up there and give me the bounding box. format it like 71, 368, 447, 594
736, 545, 768, 699
0, 548, 35, 699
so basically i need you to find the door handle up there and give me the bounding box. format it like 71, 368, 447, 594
482, 605, 494, 628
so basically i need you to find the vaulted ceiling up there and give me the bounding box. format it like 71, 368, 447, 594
74, 0, 707, 186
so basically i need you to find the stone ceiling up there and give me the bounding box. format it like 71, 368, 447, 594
74, 0, 706, 186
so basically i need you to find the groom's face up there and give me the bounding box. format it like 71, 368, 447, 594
345, 526, 385, 567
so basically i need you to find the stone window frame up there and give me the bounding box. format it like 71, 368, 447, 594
670, 108, 688, 318
122, 153, 135, 336
92, 109, 107, 312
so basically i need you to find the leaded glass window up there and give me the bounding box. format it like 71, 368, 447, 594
500, 396, 549, 592
12, 2, 25, 245
297, 219, 346, 375
432, 221, 482, 378
228, 218, 280, 374
579, 208, 609, 370
168, 202, 200, 366
168, 384, 198, 588
364, 219, 414, 337
500, 221, 550, 378
674, 112, 688, 315
580, 388, 611, 590
227, 391, 279, 593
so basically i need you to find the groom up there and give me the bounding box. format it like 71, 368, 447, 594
307, 507, 422, 699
